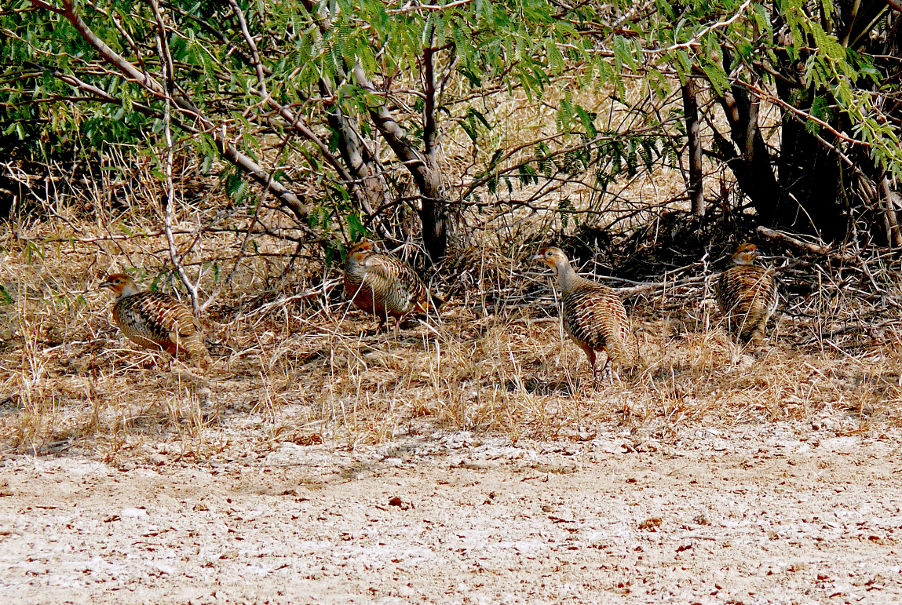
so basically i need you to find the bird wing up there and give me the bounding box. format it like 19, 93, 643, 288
565, 282, 635, 366
139, 293, 201, 353
367, 254, 430, 314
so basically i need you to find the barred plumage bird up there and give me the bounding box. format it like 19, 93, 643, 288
100, 273, 211, 368
534, 247, 638, 383
344, 240, 441, 334
715, 243, 778, 343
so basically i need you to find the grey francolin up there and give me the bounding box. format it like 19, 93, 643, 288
534, 247, 638, 383
344, 240, 441, 334
100, 273, 211, 368
715, 243, 778, 343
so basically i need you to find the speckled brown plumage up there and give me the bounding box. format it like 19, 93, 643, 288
344, 241, 439, 333
101, 273, 210, 368
716, 243, 778, 343
534, 247, 638, 382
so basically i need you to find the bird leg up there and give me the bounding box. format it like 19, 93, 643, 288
585, 348, 614, 388
576, 348, 597, 434
747, 325, 766, 345
600, 354, 615, 385
583, 348, 598, 390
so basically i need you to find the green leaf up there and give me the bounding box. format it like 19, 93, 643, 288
346, 213, 367, 241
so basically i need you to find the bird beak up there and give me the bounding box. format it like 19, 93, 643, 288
99, 279, 114, 289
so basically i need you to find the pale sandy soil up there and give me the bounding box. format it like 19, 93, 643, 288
2, 413, 901, 604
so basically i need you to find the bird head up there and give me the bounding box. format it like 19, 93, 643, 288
532, 247, 569, 274
100, 273, 139, 296
346, 240, 377, 265
730, 243, 760, 266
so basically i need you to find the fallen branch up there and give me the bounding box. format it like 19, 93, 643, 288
756, 226, 859, 263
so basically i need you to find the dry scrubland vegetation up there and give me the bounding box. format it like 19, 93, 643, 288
6, 2, 902, 599
5, 96, 902, 605
4, 151, 902, 467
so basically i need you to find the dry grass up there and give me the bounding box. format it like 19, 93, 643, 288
4, 209, 902, 469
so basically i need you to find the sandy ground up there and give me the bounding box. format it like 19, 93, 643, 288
2, 413, 902, 604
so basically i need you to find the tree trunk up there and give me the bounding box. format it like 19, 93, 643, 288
769, 26, 847, 240
420, 46, 448, 263
419, 166, 448, 263
712, 50, 846, 239
681, 78, 705, 218
352, 64, 449, 263
324, 104, 387, 221
715, 83, 781, 221
880, 177, 902, 247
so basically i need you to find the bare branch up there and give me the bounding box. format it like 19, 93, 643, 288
386, 0, 474, 13
351, 64, 427, 180
24, 0, 63, 14
422, 47, 439, 160
150, 0, 201, 313
227, 0, 268, 100
739, 80, 869, 148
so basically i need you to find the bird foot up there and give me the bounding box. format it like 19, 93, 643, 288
140, 355, 163, 370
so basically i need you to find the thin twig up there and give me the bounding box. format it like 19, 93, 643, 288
152, 0, 200, 313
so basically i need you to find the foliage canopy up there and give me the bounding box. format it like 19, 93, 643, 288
2, 0, 902, 256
